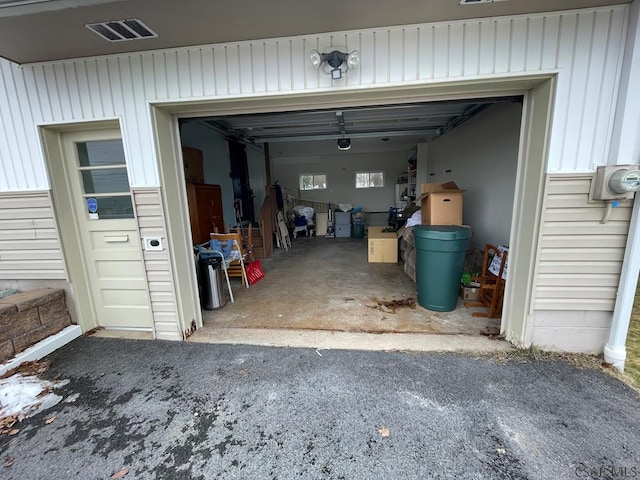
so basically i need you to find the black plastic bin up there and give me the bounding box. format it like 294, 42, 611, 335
413, 225, 471, 312
198, 255, 227, 310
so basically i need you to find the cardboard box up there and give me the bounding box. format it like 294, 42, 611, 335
368, 226, 398, 263
460, 285, 480, 301
183, 147, 205, 184
416, 181, 464, 225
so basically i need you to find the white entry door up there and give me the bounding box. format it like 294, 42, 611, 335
63, 130, 152, 329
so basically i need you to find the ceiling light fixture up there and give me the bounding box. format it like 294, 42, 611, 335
310, 48, 360, 79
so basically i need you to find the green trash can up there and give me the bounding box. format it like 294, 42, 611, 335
413, 225, 471, 312
352, 222, 364, 238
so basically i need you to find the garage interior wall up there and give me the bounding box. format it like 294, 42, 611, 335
179, 120, 267, 228
179, 122, 236, 228
426, 102, 522, 248
271, 149, 408, 212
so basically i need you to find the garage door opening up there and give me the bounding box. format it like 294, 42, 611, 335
176, 96, 524, 338
150, 76, 554, 346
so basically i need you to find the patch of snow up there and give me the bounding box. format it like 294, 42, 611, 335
0, 374, 69, 419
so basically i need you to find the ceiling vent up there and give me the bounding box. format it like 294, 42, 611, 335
460, 0, 508, 4
86, 19, 157, 42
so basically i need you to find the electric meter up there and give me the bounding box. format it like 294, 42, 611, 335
591, 165, 640, 201
608, 168, 640, 194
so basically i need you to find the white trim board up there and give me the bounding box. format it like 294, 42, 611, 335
0, 325, 82, 377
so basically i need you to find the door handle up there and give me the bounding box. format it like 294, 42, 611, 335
104, 235, 129, 243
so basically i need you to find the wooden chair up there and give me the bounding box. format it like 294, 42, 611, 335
231, 225, 254, 263
464, 244, 508, 318
210, 232, 250, 288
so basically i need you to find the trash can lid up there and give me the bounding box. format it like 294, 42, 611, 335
412, 225, 472, 240
198, 254, 222, 266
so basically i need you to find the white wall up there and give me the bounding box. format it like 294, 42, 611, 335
426, 102, 522, 247
272, 150, 407, 212
0, 6, 630, 192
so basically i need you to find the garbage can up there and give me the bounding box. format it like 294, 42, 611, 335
413, 225, 471, 312
352, 222, 364, 238
198, 255, 227, 310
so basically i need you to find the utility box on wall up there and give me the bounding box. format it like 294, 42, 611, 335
590, 165, 640, 201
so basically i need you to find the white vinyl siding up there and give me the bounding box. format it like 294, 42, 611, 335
0, 5, 630, 192
530, 310, 614, 353
132, 188, 182, 341
527, 174, 633, 352
533, 174, 633, 312
0, 191, 65, 280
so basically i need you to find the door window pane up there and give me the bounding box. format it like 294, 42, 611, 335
81, 168, 130, 194
77, 138, 133, 219
77, 140, 126, 167
86, 196, 134, 219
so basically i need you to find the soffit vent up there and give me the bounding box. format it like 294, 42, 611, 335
86, 19, 157, 42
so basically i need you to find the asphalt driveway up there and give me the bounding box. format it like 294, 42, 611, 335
1, 337, 639, 479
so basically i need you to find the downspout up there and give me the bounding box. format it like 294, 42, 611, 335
604, 1, 640, 369
604, 193, 640, 369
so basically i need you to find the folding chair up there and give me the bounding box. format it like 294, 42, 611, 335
210, 232, 250, 288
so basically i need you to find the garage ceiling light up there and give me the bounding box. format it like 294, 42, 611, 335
86, 19, 157, 42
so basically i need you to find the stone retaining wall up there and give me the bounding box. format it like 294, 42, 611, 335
0, 289, 72, 362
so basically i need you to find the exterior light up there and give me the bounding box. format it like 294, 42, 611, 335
309, 49, 360, 79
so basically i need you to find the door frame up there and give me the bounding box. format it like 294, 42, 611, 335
151, 74, 556, 345
40, 119, 154, 334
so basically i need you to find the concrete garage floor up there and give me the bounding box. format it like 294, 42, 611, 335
197, 236, 500, 341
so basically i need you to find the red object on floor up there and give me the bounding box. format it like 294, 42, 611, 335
246, 260, 265, 285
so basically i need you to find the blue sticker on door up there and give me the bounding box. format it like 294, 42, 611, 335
87, 197, 98, 213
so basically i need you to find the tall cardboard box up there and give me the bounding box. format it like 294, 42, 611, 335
417, 181, 464, 225
368, 226, 398, 263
